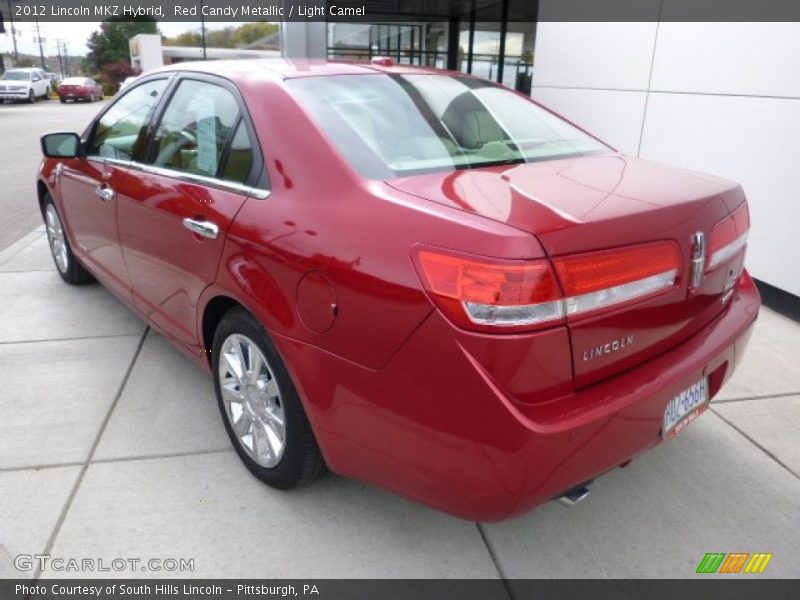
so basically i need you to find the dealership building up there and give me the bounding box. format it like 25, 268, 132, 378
129, 0, 798, 298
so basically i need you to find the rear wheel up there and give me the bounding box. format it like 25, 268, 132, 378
43, 195, 93, 285
212, 307, 326, 489
59, 98, 66, 104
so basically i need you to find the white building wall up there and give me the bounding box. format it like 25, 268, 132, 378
531, 18, 800, 297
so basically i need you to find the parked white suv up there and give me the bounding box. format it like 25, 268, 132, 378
0, 68, 51, 103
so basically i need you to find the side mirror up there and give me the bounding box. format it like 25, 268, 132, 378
41, 132, 82, 158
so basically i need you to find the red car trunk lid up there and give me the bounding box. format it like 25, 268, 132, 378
389, 154, 748, 387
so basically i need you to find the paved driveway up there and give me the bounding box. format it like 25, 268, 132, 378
0, 227, 799, 581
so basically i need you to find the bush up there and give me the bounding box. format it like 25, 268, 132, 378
97, 61, 138, 96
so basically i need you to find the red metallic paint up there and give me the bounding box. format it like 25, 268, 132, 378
38, 60, 760, 520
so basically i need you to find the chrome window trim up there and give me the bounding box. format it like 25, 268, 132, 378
90, 156, 270, 200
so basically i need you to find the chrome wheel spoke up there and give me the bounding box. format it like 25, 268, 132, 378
261, 378, 279, 400
232, 410, 252, 439
218, 333, 287, 468
264, 405, 285, 428
45, 205, 69, 273
252, 420, 271, 460
221, 348, 245, 383
245, 345, 264, 384
262, 419, 284, 459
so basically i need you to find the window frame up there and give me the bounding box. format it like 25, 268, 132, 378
82, 71, 269, 199
143, 72, 268, 195
83, 73, 174, 164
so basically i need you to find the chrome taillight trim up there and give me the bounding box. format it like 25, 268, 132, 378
461, 269, 678, 327
708, 232, 748, 270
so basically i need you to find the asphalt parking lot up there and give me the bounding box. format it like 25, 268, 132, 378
0, 98, 107, 251
0, 103, 799, 581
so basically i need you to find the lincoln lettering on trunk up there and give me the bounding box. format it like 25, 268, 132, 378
582, 335, 635, 361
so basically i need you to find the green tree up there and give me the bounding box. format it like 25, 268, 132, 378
206, 27, 236, 48
163, 22, 279, 49
232, 22, 278, 46
163, 30, 204, 47
87, 17, 158, 71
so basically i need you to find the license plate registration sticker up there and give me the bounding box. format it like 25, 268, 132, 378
663, 377, 709, 439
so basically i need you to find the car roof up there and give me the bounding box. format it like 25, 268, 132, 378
149, 58, 445, 82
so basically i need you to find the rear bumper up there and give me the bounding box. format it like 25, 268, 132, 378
279, 270, 760, 521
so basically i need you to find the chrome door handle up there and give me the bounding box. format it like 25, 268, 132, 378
182, 218, 219, 240
95, 185, 115, 202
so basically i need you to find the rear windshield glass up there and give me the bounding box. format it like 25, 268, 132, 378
287, 73, 610, 179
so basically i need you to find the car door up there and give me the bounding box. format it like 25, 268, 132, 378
58, 77, 170, 299
31, 72, 46, 96
116, 74, 266, 350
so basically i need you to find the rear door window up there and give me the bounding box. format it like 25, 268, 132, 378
149, 79, 246, 180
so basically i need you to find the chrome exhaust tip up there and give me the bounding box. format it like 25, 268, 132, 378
558, 482, 592, 507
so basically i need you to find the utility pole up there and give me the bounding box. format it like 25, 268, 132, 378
34, 15, 45, 69
62, 41, 69, 76
55, 38, 64, 77
6, 0, 18, 62
200, 1, 207, 60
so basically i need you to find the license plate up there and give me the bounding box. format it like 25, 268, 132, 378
663, 377, 709, 439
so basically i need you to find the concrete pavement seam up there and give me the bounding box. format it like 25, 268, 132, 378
0, 333, 144, 346
710, 408, 800, 482
90, 447, 235, 466
475, 523, 516, 600
0, 449, 235, 475
712, 391, 800, 404
32, 326, 150, 582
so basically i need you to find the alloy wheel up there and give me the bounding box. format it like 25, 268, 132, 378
45, 204, 69, 274
218, 333, 287, 468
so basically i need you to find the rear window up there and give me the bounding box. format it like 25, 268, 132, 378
287, 73, 609, 179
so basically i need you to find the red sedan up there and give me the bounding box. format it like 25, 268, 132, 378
37, 59, 759, 520
58, 77, 103, 103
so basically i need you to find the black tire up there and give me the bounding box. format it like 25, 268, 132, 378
212, 307, 326, 489
28, 90, 35, 104
42, 194, 94, 285
59, 98, 66, 104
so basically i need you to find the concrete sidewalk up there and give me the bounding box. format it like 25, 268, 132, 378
1, 228, 799, 580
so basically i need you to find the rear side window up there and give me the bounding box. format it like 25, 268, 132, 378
150, 79, 250, 181
88, 79, 167, 160
220, 121, 254, 184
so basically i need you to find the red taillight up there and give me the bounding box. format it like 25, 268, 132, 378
414, 242, 681, 332
707, 203, 749, 271
415, 250, 563, 331
553, 242, 681, 318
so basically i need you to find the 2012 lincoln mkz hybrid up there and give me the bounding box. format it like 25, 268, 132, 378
37, 59, 760, 520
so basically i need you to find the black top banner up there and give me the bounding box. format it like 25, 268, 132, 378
5, 0, 800, 23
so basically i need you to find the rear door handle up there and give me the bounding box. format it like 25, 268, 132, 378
182, 218, 219, 240
95, 185, 115, 202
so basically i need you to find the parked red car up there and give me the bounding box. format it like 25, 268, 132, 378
58, 77, 103, 103
37, 59, 759, 520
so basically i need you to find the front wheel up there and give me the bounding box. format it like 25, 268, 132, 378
28, 90, 35, 104
212, 308, 326, 489
43, 195, 94, 285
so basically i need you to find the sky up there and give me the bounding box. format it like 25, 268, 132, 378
1, 21, 237, 58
